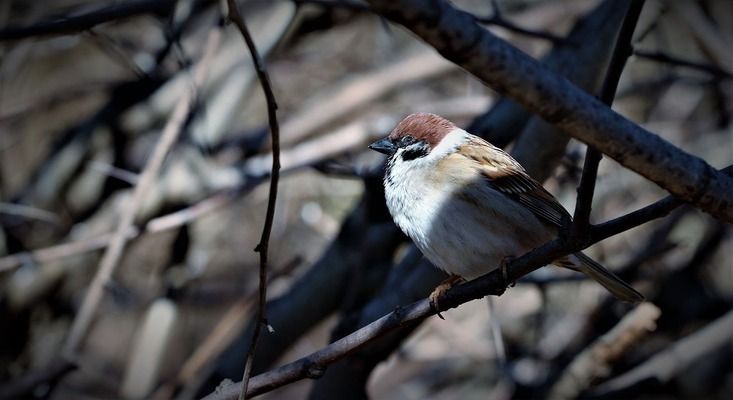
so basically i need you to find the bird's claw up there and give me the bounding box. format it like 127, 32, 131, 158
429, 274, 465, 319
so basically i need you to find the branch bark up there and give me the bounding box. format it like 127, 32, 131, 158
364, 0, 733, 223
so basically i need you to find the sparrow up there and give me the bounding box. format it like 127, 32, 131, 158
368, 113, 644, 309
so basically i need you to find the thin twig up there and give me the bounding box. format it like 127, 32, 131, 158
293, 0, 566, 43
571, 0, 644, 237
475, 2, 567, 44
225, 1, 281, 399
62, 24, 222, 357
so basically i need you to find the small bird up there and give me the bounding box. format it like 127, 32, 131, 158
369, 113, 643, 308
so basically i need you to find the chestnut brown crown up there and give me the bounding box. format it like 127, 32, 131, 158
388, 112, 456, 148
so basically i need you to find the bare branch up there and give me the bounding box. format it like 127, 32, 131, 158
548, 303, 661, 399
200, 165, 733, 400
225, 1, 282, 398
0, 0, 177, 41
364, 0, 733, 222
633, 49, 733, 79
571, 0, 644, 237
62, 22, 222, 357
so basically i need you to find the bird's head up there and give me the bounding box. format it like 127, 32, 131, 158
369, 113, 456, 161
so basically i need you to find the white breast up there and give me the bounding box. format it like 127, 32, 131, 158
384, 129, 553, 279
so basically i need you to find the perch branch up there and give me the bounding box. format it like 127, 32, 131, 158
200, 166, 733, 400
225, 1, 281, 399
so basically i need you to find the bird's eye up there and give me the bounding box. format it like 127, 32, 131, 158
400, 135, 415, 146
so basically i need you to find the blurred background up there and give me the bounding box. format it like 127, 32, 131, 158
0, 0, 731, 399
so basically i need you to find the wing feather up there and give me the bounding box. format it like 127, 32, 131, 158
458, 136, 569, 227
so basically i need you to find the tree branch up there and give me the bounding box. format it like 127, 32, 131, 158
201, 164, 733, 400
62, 24, 222, 357
571, 0, 644, 237
225, 1, 281, 399
363, 0, 733, 223
0, 0, 177, 41
633, 49, 733, 79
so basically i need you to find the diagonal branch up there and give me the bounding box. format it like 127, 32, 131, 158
225, 1, 281, 399
364, 0, 733, 223
201, 164, 732, 400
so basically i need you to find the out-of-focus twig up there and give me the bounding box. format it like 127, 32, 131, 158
669, 1, 733, 73
151, 258, 300, 400
0, 202, 61, 225
591, 309, 733, 396
633, 49, 733, 79
0, 0, 177, 41
279, 50, 455, 146
547, 303, 661, 400
62, 23, 222, 357
475, 0, 566, 43
0, 192, 237, 274
0, 357, 77, 400
225, 1, 281, 399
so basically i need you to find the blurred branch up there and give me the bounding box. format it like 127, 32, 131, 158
633, 49, 733, 79
548, 303, 661, 400
62, 23, 222, 357
474, 0, 566, 43
279, 49, 454, 146
295, 0, 567, 43
669, 1, 733, 72
225, 1, 281, 398
592, 309, 733, 396
364, 0, 733, 223
0, 0, 177, 41
151, 258, 300, 400
0, 357, 76, 400
0, 191, 239, 273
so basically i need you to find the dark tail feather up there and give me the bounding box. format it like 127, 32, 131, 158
572, 252, 644, 303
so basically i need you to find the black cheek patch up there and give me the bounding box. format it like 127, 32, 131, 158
401, 144, 429, 161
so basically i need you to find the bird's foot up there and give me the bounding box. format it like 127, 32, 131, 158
429, 274, 465, 319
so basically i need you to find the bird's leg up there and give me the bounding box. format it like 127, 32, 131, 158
429, 274, 465, 319
501, 256, 516, 288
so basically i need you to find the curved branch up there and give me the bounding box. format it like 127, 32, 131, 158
226, 0, 282, 398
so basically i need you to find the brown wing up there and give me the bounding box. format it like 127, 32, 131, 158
458, 136, 570, 227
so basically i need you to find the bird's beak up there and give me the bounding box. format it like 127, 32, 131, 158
368, 137, 397, 156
